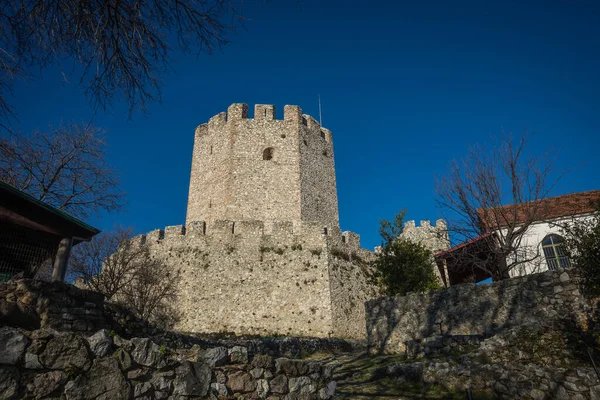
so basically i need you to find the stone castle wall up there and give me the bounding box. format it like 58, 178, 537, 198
186, 104, 338, 230
400, 219, 450, 284
138, 220, 377, 339
327, 247, 380, 339
366, 268, 589, 354
400, 219, 450, 255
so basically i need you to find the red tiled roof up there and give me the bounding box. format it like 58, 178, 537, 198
434, 232, 493, 259
477, 190, 600, 231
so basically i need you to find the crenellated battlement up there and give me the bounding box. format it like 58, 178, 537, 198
401, 218, 450, 255
195, 103, 332, 138
404, 219, 447, 229
125, 100, 377, 340
136, 220, 361, 250
187, 102, 339, 228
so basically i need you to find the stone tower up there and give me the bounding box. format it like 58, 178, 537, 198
186, 103, 339, 230
135, 102, 379, 340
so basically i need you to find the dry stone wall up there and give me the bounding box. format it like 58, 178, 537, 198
366, 268, 590, 354
0, 280, 336, 400
139, 220, 378, 339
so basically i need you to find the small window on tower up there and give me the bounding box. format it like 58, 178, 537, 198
263, 147, 274, 161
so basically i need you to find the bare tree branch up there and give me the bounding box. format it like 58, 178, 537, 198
0, 122, 125, 219
0, 0, 242, 120
69, 227, 182, 328
435, 130, 564, 280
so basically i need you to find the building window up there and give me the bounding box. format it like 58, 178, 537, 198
541, 234, 571, 270
263, 147, 274, 161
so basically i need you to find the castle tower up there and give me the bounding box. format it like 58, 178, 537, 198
136, 102, 379, 339
186, 103, 339, 229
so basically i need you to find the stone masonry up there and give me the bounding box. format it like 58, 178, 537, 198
187, 103, 339, 231
366, 268, 589, 354
139, 104, 379, 339
0, 280, 337, 400
399, 219, 450, 284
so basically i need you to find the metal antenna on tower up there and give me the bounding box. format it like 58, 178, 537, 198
318, 94, 323, 125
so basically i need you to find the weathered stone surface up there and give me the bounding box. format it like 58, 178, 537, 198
203, 347, 229, 367
39, 333, 91, 371
127, 368, 147, 380
86, 329, 113, 357
172, 361, 211, 397
0, 326, 28, 365
276, 358, 309, 377
0, 366, 19, 399
289, 376, 316, 394
64, 358, 130, 400
251, 367, 265, 379
211, 382, 229, 396
367, 269, 590, 354
114, 348, 133, 371
130, 338, 166, 368
155, 390, 168, 400
318, 381, 336, 399
257, 379, 270, 398
227, 370, 256, 393
113, 335, 133, 351
214, 370, 227, 384
29, 370, 65, 398
134, 381, 153, 398
270, 375, 289, 394
24, 352, 43, 369
150, 371, 172, 393
252, 354, 274, 369
229, 346, 249, 364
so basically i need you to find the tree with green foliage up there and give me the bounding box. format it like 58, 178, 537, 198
373, 210, 442, 296
561, 200, 600, 297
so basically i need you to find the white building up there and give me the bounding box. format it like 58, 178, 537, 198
435, 190, 599, 285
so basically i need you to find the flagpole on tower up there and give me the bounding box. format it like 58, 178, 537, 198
318, 94, 323, 125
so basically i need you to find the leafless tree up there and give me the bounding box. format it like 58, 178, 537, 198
435, 131, 563, 280
0, 122, 125, 219
69, 227, 181, 327
0, 0, 242, 119
119, 259, 181, 327
69, 227, 143, 299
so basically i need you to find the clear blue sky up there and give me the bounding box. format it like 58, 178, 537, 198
9, 0, 600, 250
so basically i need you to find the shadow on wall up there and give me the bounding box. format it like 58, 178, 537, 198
365, 269, 592, 356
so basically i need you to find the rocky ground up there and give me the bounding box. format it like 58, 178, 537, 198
305, 324, 600, 400
309, 351, 486, 400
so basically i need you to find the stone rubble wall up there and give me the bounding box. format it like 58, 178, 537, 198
133, 221, 376, 340
0, 280, 337, 399
378, 359, 599, 400
0, 327, 335, 400
0, 279, 106, 334
366, 269, 590, 354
